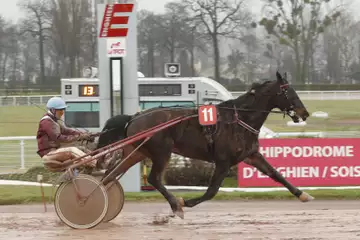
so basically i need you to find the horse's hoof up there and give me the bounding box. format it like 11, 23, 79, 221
174, 209, 184, 219
299, 192, 315, 202
178, 197, 185, 207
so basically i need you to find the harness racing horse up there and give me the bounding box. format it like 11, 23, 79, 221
96, 71, 311, 219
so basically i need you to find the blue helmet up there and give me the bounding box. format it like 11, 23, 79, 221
46, 97, 68, 110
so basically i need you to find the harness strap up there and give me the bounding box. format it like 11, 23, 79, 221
236, 119, 259, 135
233, 105, 259, 135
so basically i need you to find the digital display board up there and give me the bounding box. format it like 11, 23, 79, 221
78, 84, 99, 97
139, 84, 181, 96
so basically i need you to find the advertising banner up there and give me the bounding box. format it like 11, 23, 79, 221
107, 38, 127, 57
237, 138, 360, 187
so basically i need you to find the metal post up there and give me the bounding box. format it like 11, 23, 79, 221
118, 0, 140, 193
20, 140, 25, 169
96, 0, 140, 192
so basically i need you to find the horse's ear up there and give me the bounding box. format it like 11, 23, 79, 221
276, 71, 284, 83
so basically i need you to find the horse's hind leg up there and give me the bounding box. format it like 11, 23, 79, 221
244, 152, 314, 202
182, 163, 230, 208
147, 153, 185, 219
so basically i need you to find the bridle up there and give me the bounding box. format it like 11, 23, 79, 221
278, 83, 296, 119
223, 82, 297, 136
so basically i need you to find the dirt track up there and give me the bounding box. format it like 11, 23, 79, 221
1, 200, 360, 240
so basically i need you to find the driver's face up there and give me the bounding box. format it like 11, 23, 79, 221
55, 109, 65, 119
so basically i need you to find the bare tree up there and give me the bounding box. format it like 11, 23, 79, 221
329, 14, 359, 76
159, 3, 186, 62
162, 2, 209, 76
184, 0, 253, 82
263, 36, 286, 72
18, 31, 38, 88
49, 0, 93, 78
225, 48, 244, 79
18, 0, 51, 85
137, 10, 163, 77
256, 0, 341, 83
0, 16, 9, 83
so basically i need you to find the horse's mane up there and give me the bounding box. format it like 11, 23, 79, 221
219, 80, 274, 108
250, 80, 272, 90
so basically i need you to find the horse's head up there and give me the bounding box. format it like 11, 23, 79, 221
271, 71, 310, 123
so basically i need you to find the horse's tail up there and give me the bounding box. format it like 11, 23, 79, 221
96, 114, 133, 149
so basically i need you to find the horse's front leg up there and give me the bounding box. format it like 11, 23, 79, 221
181, 163, 230, 208
244, 152, 314, 202
147, 154, 185, 219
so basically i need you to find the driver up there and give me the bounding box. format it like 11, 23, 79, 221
36, 96, 96, 170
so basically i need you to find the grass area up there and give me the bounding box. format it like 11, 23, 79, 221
0, 105, 45, 136
0, 105, 46, 169
1, 100, 360, 137
1, 185, 360, 205
265, 100, 360, 132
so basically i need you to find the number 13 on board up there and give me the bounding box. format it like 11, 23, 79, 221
198, 105, 217, 126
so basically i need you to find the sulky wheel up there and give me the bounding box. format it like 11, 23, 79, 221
94, 176, 125, 223
103, 180, 125, 222
54, 174, 109, 229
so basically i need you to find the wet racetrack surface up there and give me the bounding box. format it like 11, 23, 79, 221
1, 200, 360, 240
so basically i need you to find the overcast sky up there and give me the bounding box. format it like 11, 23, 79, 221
0, 0, 358, 23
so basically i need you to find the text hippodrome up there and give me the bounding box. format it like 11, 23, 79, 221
260, 146, 354, 158
242, 166, 360, 179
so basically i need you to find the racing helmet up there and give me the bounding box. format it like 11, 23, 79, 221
46, 97, 68, 110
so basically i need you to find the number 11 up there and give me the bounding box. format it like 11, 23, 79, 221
201, 107, 213, 122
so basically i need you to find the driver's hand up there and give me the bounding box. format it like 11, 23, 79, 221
78, 133, 93, 141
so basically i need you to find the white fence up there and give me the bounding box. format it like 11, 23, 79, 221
231, 90, 360, 100
0, 95, 60, 106
1, 91, 360, 106
0, 136, 191, 171
0, 136, 38, 170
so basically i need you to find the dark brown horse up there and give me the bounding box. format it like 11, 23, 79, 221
96, 71, 311, 218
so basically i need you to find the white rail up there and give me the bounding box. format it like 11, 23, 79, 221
0, 95, 60, 106
0, 136, 37, 170
231, 90, 360, 100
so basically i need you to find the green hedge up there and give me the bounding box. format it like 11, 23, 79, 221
164, 160, 214, 186
0, 166, 61, 184
164, 159, 239, 186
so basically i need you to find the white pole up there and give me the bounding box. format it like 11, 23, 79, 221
20, 140, 25, 169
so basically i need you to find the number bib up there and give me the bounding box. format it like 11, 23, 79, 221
198, 105, 217, 126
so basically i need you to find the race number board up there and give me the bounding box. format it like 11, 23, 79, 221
198, 105, 217, 126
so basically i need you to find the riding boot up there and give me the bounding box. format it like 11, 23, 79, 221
105, 149, 123, 169
96, 149, 123, 170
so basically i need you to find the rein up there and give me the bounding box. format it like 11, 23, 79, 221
229, 105, 260, 135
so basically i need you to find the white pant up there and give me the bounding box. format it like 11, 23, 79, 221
42, 147, 96, 168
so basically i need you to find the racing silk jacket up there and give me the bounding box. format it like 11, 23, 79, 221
36, 112, 82, 157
